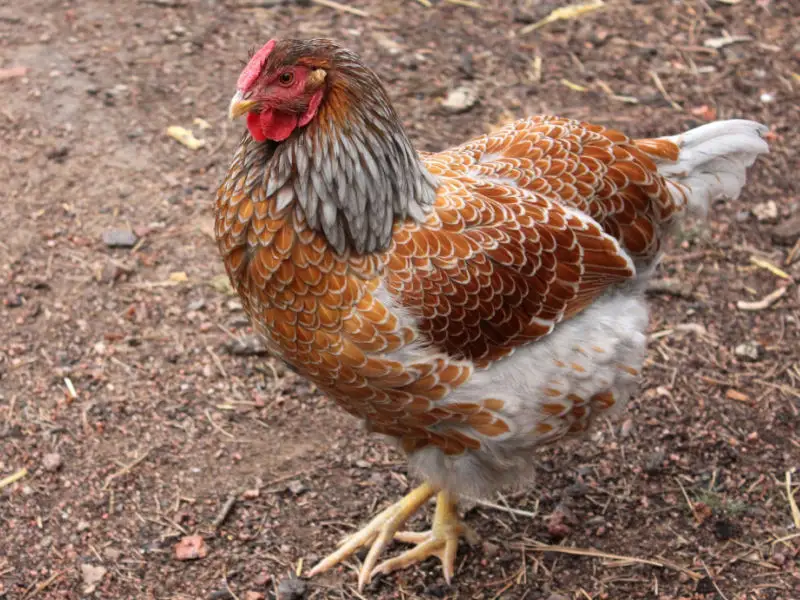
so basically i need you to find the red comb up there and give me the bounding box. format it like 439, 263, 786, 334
237, 39, 276, 91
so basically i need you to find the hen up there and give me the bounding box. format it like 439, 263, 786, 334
215, 38, 768, 589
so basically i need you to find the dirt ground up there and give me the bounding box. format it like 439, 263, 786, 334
1, 0, 799, 598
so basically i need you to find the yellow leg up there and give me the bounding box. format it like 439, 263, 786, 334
307, 484, 477, 590
373, 489, 478, 584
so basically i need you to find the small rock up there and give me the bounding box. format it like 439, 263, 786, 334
277, 577, 308, 600
187, 298, 206, 311
253, 571, 271, 586
286, 480, 307, 496
771, 213, 800, 245
482, 540, 500, 557
644, 450, 665, 474
208, 591, 234, 600
102, 228, 138, 248
174, 534, 208, 560
696, 576, 715, 594
245, 592, 265, 600
372, 32, 403, 56
545, 594, 569, 600
713, 517, 740, 540
76, 520, 91, 533
103, 546, 122, 561
4, 292, 23, 308
224, 335, 269, 357
42, 452, 62, 472
46, 145, 70, 162
734, 341, 761, 362
751, 200, 778, 223
441, 85, 478, 114
546, 502, 577, 539
80, 564, 107, 595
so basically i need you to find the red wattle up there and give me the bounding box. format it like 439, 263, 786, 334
260, 109, 299, 142
246, 112, 267, 142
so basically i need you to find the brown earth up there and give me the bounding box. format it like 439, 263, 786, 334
1, 0, 799, 599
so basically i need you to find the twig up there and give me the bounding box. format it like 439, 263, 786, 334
520, 541, 702, 580
207, 346, 229, 379
675, 478, 701, 523
213, 494, 238, 530
311, 0, 368, 16
412, 0, 432, 6
0, 467, 28, 489
736, 286, 788, 311
701, 561, 731, 600
444, 0, 483, 7
142, 0, 188, 6
102, 448, 152, 490
205, 409, 235, 438
649, 70, 682, 111
647, 279, 694, 299
785, 470, 800, 529
469, 496, 540, 520
22, 571, 63, 599
223, 566, 241, 600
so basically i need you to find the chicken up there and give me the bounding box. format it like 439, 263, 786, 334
215, 38, 768, 590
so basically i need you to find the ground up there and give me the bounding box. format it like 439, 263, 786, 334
1, 0, 798, 599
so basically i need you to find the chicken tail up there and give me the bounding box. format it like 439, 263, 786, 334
637, 119, 769, 216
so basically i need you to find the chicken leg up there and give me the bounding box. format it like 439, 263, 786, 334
308, 482, 477, 590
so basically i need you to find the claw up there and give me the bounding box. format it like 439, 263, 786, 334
307, 484, 476, 591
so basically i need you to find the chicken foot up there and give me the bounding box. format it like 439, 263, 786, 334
308, 482, 477, 590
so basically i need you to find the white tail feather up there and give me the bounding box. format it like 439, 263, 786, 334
656, 119, 769, 215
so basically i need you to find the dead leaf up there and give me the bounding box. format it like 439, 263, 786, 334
80, 564, 107, 594
174, 535, 208, 560
166, 126, 206, 150
725, 389, 750, 403
209, 274, 235, 295
169, 271, 188, 283
690, 105, 717, 121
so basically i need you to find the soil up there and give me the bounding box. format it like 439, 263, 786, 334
1, 1, 799, 599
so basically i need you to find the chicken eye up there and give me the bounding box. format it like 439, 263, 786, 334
278, 71, 294, 86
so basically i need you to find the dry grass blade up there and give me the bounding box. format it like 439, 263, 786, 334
786, 470, 800, 529
102, 449, 152, 490
311, 0, 368, 17
0, 467, 28, 489
561, 79, 588, 92
521, 541, 702, 580
444, 0, 483, 7
750, 256, 791, 280
736, 286, 788, 311
649, 70, 682, 111
520, 0, 604, 34
412, 0, 432, 6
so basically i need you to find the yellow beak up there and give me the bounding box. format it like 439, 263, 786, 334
229, 90, 258, 119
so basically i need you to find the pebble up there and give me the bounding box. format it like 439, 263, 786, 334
734, 341, 761, 362
441, 85, 478, 114
286, 480, 307, 495
276, 577, 307, 600
102, 228, 138, 248
42, 452, 63, 472
751, 200, 778, 223
772, 213, 800, 245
